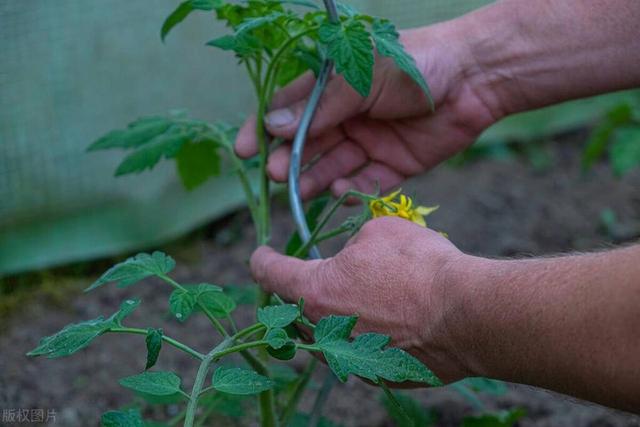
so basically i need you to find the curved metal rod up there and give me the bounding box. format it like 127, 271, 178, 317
288, 0, 339, 260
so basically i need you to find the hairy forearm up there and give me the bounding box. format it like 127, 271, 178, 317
448, 245, 640, 412
451, 0, 640, 118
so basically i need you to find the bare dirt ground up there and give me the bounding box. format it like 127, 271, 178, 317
2, 132, 640, 426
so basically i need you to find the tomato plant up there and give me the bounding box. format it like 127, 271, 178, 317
27, 1, 521, 426
27, 2, 442, 426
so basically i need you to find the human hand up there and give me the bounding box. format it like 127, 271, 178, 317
250, 216, 475, 383
235, 24, 500, 200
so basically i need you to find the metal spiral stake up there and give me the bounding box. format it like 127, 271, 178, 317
287, 1, 340, 425
288, 0, 340, 260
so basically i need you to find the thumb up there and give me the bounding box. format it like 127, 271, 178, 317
264, 75, 365, 139
250, 246, 322, 303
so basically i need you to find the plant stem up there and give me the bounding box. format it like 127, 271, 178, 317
226, 145, 260, 229
296, 343, 321, 352
233, 323, 266, 341
314, 225, 351, 244
280, 358, 318, 426
109, 327, 204, 360
213, 340, 268, 360
293, 190, 376, 258
184, 344, 223, 427
379, 382, 414, 427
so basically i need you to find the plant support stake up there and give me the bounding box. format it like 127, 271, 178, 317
287, 2, 340, 425
288, 0, 340, 260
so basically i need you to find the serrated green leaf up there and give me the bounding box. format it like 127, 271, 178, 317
314, 318, 441, 385
610, 127, 640, 176
161, 1, 193, 41
27, 317, 112, 359
175, 139, 221, 191
319, 19, 374, 97
161, 0, 221, 41
314, 315, 357, 345
119, 371, 183, 397
286, 196, 330, 257
101, 408, 143, 427
115, 131, 193, 176
206, 33, 262, 56
372, 19, 434, 111
462, 408, 526, 427
191, 0, 220, 10
145, 329, 163, 370
236, 12, 285, 34
88, 118, 172, 151
86, 252, 175, 292
169, 289, 197, 322
265, 328, 289, 349
212, 367, 275, 395
195, 285, 236, 318
109, 299, 141, 325
257, 304, 299, 328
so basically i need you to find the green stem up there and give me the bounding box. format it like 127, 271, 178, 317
379, 382, 414, 427
293, 190, 379, 258
225, 144, 260, 230
109, 327, 204, 360
233, 323, 267, 341
184, 345, 223, 427
314, 225, 351, 244
296, 343, 321, 352
213, 340, 269, 360
280, 359, 318, 426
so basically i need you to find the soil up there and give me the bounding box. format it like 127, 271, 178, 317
2, 132, 640, 427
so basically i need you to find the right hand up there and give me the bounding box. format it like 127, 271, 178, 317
235, 23, 501, 199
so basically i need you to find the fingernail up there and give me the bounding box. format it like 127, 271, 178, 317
266, 108, 295, 128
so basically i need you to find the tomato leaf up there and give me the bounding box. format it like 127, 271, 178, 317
169, 289, 197, 322
86, 252, 175, 292
372, 19, 434, 111
313, 315, 442, 385
212, 367, 275, 395
194, 284, 236, 318
257, 304, 300, 329
161, 0, 221, 41
145, 329, 163, 370
175, 139, 222, 190
27, 299, 139, 359
319, 19, 374, 98
265, 328, 290, 349
119, 371, 184, 397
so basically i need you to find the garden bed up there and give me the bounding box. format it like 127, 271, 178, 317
2, 132, 640, 426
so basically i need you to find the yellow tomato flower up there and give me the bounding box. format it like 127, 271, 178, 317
368, 189, 439, 228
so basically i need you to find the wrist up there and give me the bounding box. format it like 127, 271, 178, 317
439, 254, 512, 380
